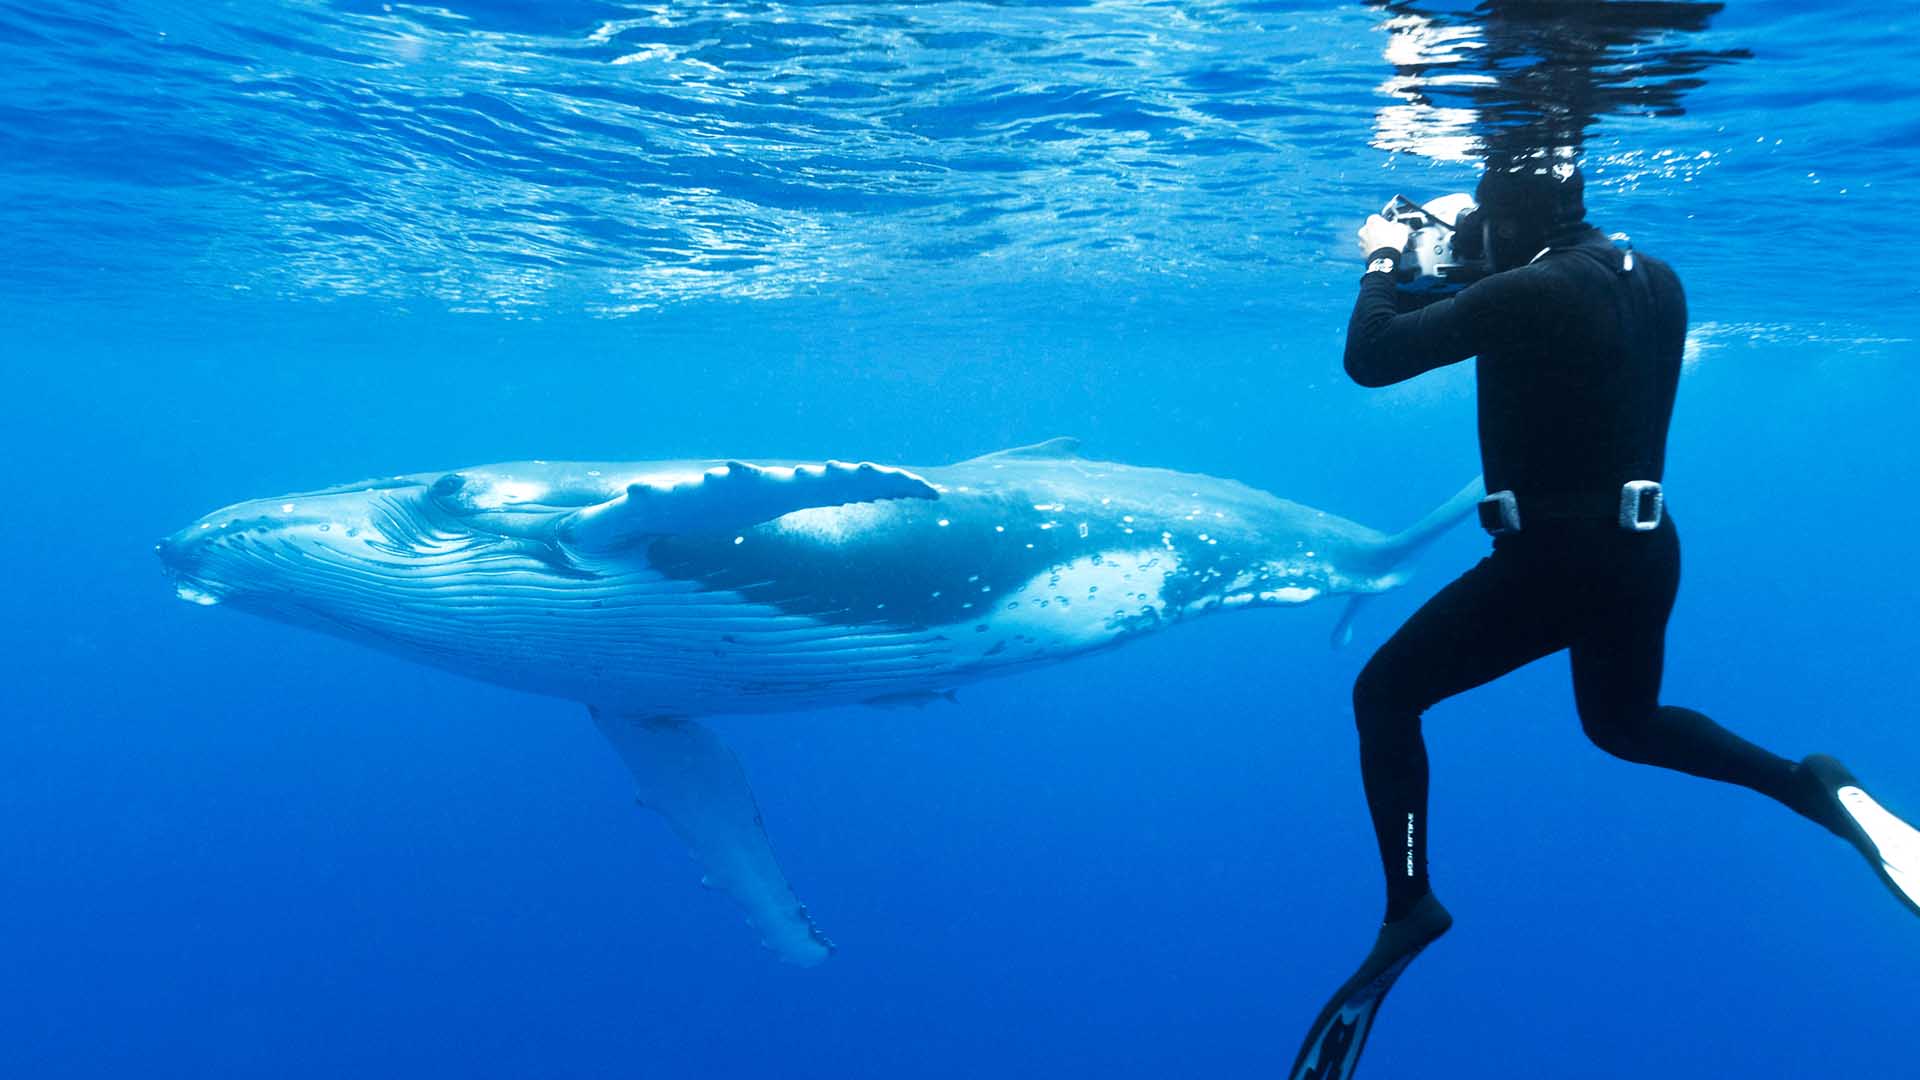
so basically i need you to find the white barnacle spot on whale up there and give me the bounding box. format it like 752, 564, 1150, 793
175, 584, 223, 606
1260, 586, 1321, 603
280, 503, 295, 513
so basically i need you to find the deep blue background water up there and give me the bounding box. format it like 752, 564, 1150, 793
2, 2, 1916, 1077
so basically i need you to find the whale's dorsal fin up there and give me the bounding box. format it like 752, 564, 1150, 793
560, 460, 936, 549
964, 436, 1083, 463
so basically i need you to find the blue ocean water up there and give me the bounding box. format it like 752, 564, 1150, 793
2, 1, 1916, 1076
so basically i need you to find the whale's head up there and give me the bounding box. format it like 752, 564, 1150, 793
155, 469, 613, 642
157, 476, 453, 615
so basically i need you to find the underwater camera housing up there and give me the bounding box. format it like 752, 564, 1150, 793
1381, 192, 1490, 295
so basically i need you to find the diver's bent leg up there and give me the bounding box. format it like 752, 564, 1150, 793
1582, 701, 1809, 814
1301, 555, 1560, 1080
1587, 700, 1920, 917
1568, 537, 1920, 918
1569, 617, 1811, 821
1353, 555, 1565, 922
1566, 519, 1822, 823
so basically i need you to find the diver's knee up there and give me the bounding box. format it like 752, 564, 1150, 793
1351, 660, 1389, 715
1580, 708, 1655, 762
1353, 658, 1416, 734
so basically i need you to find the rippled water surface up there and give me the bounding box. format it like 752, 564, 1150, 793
4, 0, 1915, 329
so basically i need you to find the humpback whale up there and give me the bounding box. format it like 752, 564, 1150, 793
158, 438, 1479, 964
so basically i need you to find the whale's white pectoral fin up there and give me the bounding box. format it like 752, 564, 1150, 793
562, 460, 936, 549
590, 708, 833, 966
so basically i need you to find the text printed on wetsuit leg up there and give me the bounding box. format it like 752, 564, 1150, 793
1406, 813, 1416, 876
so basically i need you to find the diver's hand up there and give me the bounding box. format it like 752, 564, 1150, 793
1356, 214, 1412, 259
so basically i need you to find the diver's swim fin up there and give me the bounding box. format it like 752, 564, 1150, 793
1288, 894, 1452, 1080
1802, 754, 1920, 919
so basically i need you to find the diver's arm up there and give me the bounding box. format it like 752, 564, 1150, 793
1343, 263, 1537, 388
1343, 250, 1475, 387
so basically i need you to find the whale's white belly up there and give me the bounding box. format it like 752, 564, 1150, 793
259, 543, 1180, 715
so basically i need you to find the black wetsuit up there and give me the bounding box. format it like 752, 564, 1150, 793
1343, 228, 1829, 922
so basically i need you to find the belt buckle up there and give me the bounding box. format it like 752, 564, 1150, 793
1477, 490, 1522, 535
1619, 480, 1663, 532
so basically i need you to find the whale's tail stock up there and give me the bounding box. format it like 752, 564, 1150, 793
1329, 475, 1485, 648
1381, 475, 1486, 561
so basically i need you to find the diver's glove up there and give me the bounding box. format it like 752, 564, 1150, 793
1356, 214, 1412, 273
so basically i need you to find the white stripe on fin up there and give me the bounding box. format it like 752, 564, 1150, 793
1838, 785, 1920, 906
562, 459, 936, 549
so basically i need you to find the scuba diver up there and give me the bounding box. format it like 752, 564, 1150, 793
1286, 161, 1920, 1080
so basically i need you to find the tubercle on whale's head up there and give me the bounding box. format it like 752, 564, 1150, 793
156, 475, 449, 611
156, 463, 712, 620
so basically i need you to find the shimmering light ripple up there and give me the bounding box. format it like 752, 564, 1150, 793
0, 0, 1913, 319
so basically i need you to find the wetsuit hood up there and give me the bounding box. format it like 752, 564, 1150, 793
1476, 164, 1587, 270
